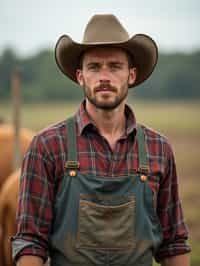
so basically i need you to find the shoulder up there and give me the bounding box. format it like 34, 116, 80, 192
140, 124, 167, 140
139, 124, 174, 158
27, 120, 68, 158
36, 119, 67, 140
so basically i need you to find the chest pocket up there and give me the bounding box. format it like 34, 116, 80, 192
76, 196, 136, 250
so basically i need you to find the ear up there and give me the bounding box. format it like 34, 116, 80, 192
76, 69, 84, 86
128, 67, 137, 86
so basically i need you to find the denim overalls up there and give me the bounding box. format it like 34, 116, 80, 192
50, 117, 163, 266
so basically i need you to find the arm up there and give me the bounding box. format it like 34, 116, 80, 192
12, 134, 55, 263
16, 255, 43, 266
155, 140, 191, 262
161, 253, 190, 266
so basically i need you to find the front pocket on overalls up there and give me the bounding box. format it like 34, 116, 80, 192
76, 198, 135, 250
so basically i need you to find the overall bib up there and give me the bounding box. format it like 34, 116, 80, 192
50, 117, 163, 266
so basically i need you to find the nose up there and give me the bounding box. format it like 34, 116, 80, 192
99, 67, 111, 83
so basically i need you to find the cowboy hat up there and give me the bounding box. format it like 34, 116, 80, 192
55, 14, 158, 88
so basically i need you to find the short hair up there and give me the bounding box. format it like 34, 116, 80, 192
125, 50, 135, 69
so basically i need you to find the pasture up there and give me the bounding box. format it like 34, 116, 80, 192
1, 100, 200, 266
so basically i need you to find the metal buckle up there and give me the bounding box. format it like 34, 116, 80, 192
64, 160, 80, 169
137, 165, 149, 175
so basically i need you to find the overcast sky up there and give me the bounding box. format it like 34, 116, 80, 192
1, 0, 200, 56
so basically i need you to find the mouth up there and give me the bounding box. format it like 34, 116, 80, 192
95, 85, 116, 93
96, 88, 112, 92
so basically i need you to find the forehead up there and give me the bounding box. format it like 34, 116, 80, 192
82, 47, 128, 63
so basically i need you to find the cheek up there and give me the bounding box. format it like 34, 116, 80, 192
114, 74, 129, 86
84, 74, 98, 87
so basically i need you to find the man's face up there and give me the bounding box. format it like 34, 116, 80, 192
76, 47, 136, 110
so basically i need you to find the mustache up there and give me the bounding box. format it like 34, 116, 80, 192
94, 83, 117, 92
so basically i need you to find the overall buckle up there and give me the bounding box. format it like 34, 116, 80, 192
64, 161, 80, 177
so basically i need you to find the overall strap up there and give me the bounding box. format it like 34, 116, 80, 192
64, 116, 80, 171
136, 124, 150, 174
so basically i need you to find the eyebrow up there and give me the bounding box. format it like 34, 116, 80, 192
86, 61, 125, 67
109, 61, 124, 66
86, 62, 99, 66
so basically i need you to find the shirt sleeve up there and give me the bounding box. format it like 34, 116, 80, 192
11, 134, 55, 262
154, 139, 191, 262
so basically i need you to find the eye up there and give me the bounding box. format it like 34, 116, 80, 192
87, 63, 99, 71
110, 63, 122, 71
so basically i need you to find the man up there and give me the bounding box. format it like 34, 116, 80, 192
12, 14, 190, 266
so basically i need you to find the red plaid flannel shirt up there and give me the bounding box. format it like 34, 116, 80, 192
12, 101, 190, 262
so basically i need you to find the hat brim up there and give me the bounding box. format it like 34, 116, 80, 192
55, 34, 158, 88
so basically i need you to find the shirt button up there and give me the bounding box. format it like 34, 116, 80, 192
140, 175, 147, 182
69, 170, 77, 177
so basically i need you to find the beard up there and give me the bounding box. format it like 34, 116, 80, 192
82, 80, 129, 110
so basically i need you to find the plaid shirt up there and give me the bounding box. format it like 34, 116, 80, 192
12, 101, 190, 262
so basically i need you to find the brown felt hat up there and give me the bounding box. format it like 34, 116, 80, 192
55, 14, 158, 88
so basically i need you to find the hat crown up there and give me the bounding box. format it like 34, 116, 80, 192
83, 14, 130, 44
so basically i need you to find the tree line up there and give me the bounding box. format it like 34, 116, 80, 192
0, 48, 200, 102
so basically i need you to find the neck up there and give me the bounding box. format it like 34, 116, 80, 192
85, 100, 126, 138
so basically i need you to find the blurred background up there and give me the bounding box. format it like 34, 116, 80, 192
0, 0, 200, 265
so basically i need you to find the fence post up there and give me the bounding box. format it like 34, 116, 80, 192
11, 70, 21, 171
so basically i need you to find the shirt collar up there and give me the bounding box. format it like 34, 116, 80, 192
75, 100, 137, 136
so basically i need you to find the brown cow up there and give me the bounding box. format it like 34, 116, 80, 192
0, 169, 20, 266
0, 125, 34, 189
0, 125, 34, 266
0, 170, 49, 266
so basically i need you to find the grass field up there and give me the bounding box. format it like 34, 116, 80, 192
1, 100, 200, 265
